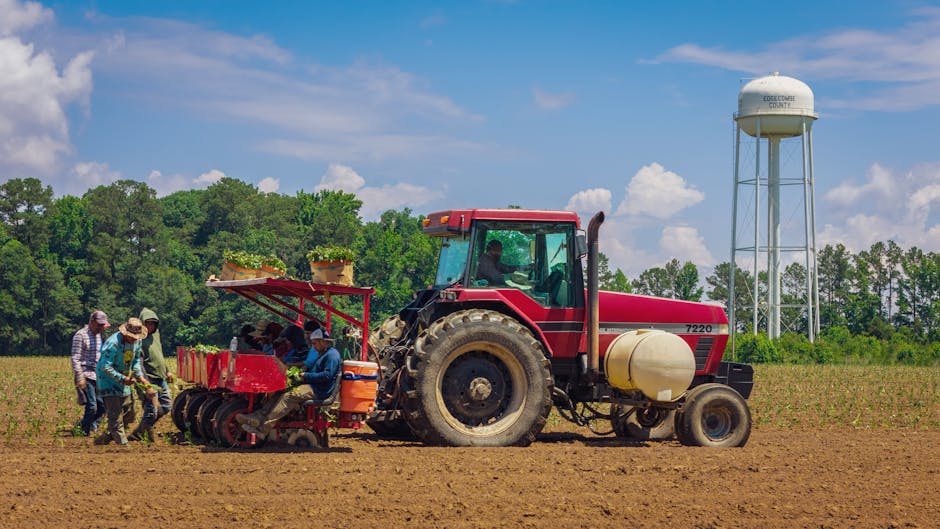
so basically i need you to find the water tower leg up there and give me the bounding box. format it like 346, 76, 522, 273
768, 137, 781, 339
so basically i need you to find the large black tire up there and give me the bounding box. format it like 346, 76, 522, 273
213, 398, 266, 449
171, 388, 200, 432
368, 314, 407, 352
675, 383, 751, 447
195, 394, 225, 442
610, 404, 676, 440
183, 392, 210, 439
403, 309, 553, 447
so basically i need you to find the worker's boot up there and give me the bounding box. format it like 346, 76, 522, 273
128, 423, 154, 442
235, 412, 262, 429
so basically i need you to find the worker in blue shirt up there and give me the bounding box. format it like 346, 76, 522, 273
235, 328, 341, 440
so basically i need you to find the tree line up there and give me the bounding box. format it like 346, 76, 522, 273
0, 176, 937, 365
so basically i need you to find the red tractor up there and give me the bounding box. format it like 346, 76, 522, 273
366, 209, 753, 447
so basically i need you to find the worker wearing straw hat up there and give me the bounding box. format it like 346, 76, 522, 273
94, 317, 153, 446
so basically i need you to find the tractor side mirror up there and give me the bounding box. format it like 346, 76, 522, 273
575, 232, 588, 257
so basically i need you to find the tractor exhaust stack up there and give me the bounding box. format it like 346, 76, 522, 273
586, 211, 605, 382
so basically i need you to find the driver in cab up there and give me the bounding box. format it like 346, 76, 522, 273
476, 239, 527, 286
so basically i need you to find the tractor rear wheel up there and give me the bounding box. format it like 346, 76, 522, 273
404, 309, 553, 447
214, 398, 266, 449
610, 404, 675, 440
170, 388, 199, 432
675, 383, 751, 447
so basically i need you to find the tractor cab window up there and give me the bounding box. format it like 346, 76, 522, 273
469, 221, 579, 308
434, 237, 471, 287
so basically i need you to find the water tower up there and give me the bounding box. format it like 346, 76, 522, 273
729, 72, 820, 343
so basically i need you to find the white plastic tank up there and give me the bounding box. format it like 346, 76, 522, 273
737, 72, 817, 138
604, 330, 695, 402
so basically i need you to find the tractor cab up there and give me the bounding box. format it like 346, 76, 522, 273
424, 209, 586, 309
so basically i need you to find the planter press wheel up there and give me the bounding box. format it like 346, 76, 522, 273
195, 393, 225, 442
183, 391, 210, 440
170, 388, 200, 432
213, 398, 266, 449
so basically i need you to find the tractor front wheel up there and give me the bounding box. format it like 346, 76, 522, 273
404, 309, 553, 447
675, 383, 751, 447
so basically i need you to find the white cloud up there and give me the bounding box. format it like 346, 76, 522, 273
146, 168, 226, 197
194, 169, 226, 185
615, 162, 704, 219
0, 0, 53, 36
818, 162, 940, 252
659, 226, 715, 267
533, 88, 576, 110
316, 163, 366, 193
824, 163, 896, 206
0, 13, 94, 177
564, 188, 612, 214
67, 161, 120, 194
656, 8, 940, 111
257, 177, 279, 193
314, 163, 444, 220
85, 18, 481, 163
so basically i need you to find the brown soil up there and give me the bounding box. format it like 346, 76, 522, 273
1, 428, 937, 529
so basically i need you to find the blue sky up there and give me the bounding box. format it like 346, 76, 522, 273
3, 0, 940, 277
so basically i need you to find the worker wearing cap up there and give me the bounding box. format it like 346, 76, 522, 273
94, 317, 152, 446
70, 310, 110, 436
236, 328, 341, 440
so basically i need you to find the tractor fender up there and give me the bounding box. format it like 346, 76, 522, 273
441, 294, 558, 358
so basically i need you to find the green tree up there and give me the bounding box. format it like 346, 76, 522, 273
818, 243, 854, 328
0, 177, 53, 254
706, 261, 757, 331
0, 240, 40, 353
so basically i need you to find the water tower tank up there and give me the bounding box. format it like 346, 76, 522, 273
737, 72, 817, 138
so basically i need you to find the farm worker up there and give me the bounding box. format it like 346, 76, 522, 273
94, 317, 153, 446
129, 308, 173, 441
236, 328, 341, 440
237, 324, 261, 351
274, 324, 310, 364
251, 321, 284, 355
476, 239, 527, 286
70, 310, 110, 436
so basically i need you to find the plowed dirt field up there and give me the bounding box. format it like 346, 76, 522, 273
2, 428, 937, 529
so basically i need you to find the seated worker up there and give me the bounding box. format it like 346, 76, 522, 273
273, 324, 309, 364
251, 321, 284, 355
236, 328, 341, 440
476, 239, 527, 286
236, 324, 261, 351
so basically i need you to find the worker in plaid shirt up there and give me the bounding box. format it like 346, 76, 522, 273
71, 310, 110, 436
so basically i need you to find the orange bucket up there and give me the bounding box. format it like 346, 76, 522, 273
339, 360, 378, 413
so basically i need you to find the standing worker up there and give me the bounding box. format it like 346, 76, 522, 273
70, 310, 110, 436
94, 317, 153, 446
129, 308, 172, 441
